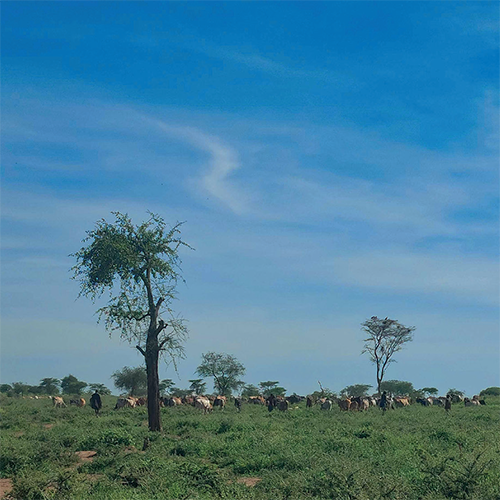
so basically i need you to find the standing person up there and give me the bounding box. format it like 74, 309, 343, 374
267, 393, 276, 412
234, 397, 242, 412
90, 390, 102, 416
379, 391, 388, 413
444, 394, 452, 413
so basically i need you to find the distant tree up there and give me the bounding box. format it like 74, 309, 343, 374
361, 316, 415, 394
479, 387, 500, 397
341, 384, 372, 398
379, 380, 414, 396
112, 367, 147, 396
170, 387, 190, 398
446, 388, 465, 398
420, 387, 438, 396
11, 382, 32, 396
72, 212, 190, 432
61, 375, 87, 395
0, 384, 12, 394
88, 383, 111, 395
259, 381, 286, 397
195, 352, 245, 396
241, 384, 260, 397
39, 378, 60, 395
28, 385, 43, 395
159, 379, 175, 396
188, 379, 206, 395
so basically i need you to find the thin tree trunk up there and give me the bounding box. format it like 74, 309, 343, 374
145, 337, 161, 432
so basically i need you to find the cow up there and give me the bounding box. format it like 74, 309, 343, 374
464, 398, 480, 407
306, 395, 314, 408
135, 397, 147, 407
195, 396, 212, 414
320, 400, 332, 410
431, 397, 444, 407
394, 397, 410, 407
286, 394, 303, 405
338, 399, 351, 411
249, 396, 265, 405
182, 396, 195, 406
277, 400, 289, 412
416, 398, 430, 406
114, 397, 137, 409
52, 396, 66, 408
213, 396, 226, 410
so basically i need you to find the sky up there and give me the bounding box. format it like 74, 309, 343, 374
1, 2, 499, 396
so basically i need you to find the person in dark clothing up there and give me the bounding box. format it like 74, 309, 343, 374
267, 393, 276, 412
90, 390, 102, 416
444, 394, 452, 413
379, 391, 388, 412
234, 397, 242, 412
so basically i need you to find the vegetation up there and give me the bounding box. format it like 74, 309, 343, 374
259, 381, 286, 398
241, 384, 260, 397
188, 379, 207, 395
112, 367, 147, 396
195, 352, 245, 396
340, 384, 372, 397
447, 388, 465, 399
379, 380, 414, 397
1, 394, 499, 499
361, 316, 415, 393
72, 212, 190, 431
421, 387, 438, 396
480, 386, 500, 397
61, 375, 87, 396
88, 384, 111, 396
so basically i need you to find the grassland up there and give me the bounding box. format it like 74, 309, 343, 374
1, 395, 499, 499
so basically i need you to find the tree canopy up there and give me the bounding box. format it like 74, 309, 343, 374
188, 379, 206, 395
479, 387, 500, 397
341, 384, 372, 398
61, 375, 87, 395
195, 352, 245, 396
361, 316, 415, 394
112, 366, 147, 396
379, 380, 414, 396
259, 381, 286, 397
72, 212, 190, 431
39, 378, 60, 395
241, 384, 260, 397
420, 387, 439, 396
88, 383, 112, 395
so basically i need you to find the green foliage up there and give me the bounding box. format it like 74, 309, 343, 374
379, 380, 414, 396
188, 379, 206, 395
259, 381, 286, 397
421, 387, 439, 396
39, 378, 60, 395
11, 382, 31, 396
480, 386, 500, 396
340, 384, 372, 397
61, 374, 87, 395
196, 352, 246, 396
0, 384, 12, 394
159, 379, 175, 396
447, 388, 465, 398
1, 396, 499, 499
88, 383, 111, 395
361, 316, 415, 392
112, 366, 147, 396
241, 384, 260, 397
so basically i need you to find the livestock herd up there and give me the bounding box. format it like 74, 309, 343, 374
49, 392, 486, 414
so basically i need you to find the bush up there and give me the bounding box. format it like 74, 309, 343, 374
479, 387, 500, 397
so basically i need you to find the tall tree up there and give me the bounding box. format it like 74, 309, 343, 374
72, 212, 190, 431
361, 316, 415, 394
39, 378, 60, 395
241, 384, 260, 397
188, 379, 206, 395
195, 352, 245, 396
259, 381, 286, 397
61, 375, 87, 395
341, 384, 372, 398
112, 367, 147, 396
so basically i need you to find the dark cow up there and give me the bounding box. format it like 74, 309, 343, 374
213, 396, 226, 410
277, 400, 289, 411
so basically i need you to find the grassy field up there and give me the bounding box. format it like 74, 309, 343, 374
0, 395, 499, 499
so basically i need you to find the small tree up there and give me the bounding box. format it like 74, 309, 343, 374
0, 384, 12, 394
11, 382, 31, 396
195, 352, 245, 396
89, 383, 111, 395
361, 316, 415, 394
61, 375, 87, 395
341, 384, 372, 398
479, 387, 500, 397
72, 212, 190, 431
112, 367, 147, 396
447, 388, 465, 399
259, 381, 286, 398
188, 379, 206, 395
39, 378, 60, 395
241, 384, 260, 397
379, 380, 414, 396
159, 379, 175, 396
421, 387, 438, 396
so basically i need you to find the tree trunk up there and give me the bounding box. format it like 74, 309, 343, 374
145, 339, 161, 432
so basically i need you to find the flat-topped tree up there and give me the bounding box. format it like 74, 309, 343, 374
361, 316, 415, 394
72, 212, 190, 431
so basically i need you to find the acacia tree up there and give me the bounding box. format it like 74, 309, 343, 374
196, 352, 245, 396
341, 384, 372, 398
188, 379, 206, 395
72, 212, 189, 431
39, 378, 60, 395
112, 366, 147, 396
361, 316, 415, 394
61, 375, 87, 395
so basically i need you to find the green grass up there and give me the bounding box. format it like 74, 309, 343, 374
1, 395, 499, 499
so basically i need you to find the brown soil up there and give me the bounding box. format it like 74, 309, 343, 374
0, 479, 13, 499
237, 477, 262, 487
43, 424, 54, 429
13, 431, 24, 438
75, 450, 97, 462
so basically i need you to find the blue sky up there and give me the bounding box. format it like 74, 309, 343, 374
1, 2, 498, 396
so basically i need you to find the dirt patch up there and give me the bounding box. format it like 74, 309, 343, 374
237, 477, 262, 487
0, 478, 13, 499
13, 431, 24, 438
86, 474, 104, 482
43, 424, 54, 429
75, 450, 97, 462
